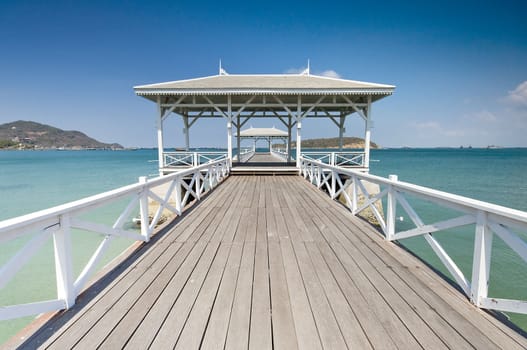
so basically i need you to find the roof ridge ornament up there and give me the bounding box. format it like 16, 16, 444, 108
300, 59, 310, 76
219, 59, 229, 76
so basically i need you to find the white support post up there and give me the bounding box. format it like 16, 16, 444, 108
195, 172, 201, 200
364, 96, 372, 170
351, 175, 358, 214
287, 116, 292, 163
175, 177, 182, 215
138, 176, 150, 242
296, 96, 302, 168
236, 115, 241, 162
227, 95, 233, 167
331, 170, 336, 199
53, 214, 75, 308
386, 175, 398, 241
156, 97, 165, 176
183, 115, 190, 152
338, 114, 345, 151
471, 210, 493, 306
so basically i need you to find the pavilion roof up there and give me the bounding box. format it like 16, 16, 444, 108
238, 127, 288, 138
134, 74, 395, 97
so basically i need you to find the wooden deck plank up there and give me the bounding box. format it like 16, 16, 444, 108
268, 241, 299, 350
280, 238, 323, 350
224, 242, 256, 350
200, 242, 244, 350
305, 241, 373, 349
20, 175, 527, 350
292, 240, 348, 349
249, 241, 273, 350
148, 241, 224, 348
174, 243, 234, 349
122, 240, 215, 349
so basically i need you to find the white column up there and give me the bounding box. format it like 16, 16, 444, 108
183, 114, 190, 151
54, 214, 75, 308
338, 114, 345, 151
296, 96, 302, 168
364, 96, 372, 171
236, 115, 241, 162
227, 95, 233, 167
287, 116, 292, 163
156, 98, 164, 175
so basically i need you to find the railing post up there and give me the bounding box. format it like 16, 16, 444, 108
193, 152, 199, 167
53, 214, 75, 308
138, 176, 150, 242
386, 174, 398, 241
331, 170, 336, 199
195, 170, 201, 200
351, 175, 358, 214
175, 176, 182, 215
471, 210, 493, 306
330, 152, 335, 166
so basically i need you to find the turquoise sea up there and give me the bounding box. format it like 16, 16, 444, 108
0, 148, 526, 343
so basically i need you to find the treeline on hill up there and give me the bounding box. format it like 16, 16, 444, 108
0, 120, 123, 149
293, 136, 379, 149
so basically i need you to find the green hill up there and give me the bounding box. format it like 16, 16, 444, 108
0, 120, 123, 150
293, 136, 379, 149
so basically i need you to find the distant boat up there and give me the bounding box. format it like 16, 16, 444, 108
487, 145, 502, 149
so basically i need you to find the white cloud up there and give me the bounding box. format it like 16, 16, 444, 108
284, 67, 306, 74
411, 121, 466, 138
318, 70, 341, 79
504, 81, 527, 107
284, 67, 341, 79
465, 110, 498, 123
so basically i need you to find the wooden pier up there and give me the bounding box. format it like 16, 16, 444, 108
232, 152, 297, 175
18, 176, 526, 349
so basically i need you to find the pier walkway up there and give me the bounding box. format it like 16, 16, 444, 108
232, 152, 297, 175
20, 176, 526, 349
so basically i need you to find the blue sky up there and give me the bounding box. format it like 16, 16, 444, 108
1, 0, 526, 148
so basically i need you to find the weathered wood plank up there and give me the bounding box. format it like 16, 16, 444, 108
148, 241, 224, 348
280, 238, 323, 350
305, 242, 373, 349
249, 241, 273, 350
175, 243, 234, 349
292, 240, 348, 349
224, 242, 256, 350
268, 241, 299, 350
200, 242, 244, 350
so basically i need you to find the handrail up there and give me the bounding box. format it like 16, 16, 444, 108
163, 151, 228, 167
300, 156, 527, 315
270, 148, 288, 161
302, 151, 365, 167
0, 158, 230, 321
237, 148, 254, 163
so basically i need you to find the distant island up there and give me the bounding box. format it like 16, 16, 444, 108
291, 136, 379, 149
0, 121, 123, 150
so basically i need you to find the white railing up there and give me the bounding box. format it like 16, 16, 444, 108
163, 151, 228, 167
270, 148, 288, 161
0, 158, 230, 321
301, 151, 365, 167
237, 148, 255, 163
300, 156, 527, 315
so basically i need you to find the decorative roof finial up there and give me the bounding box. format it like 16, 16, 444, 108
219, 59, 229, 76
301, 59, 310, 76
